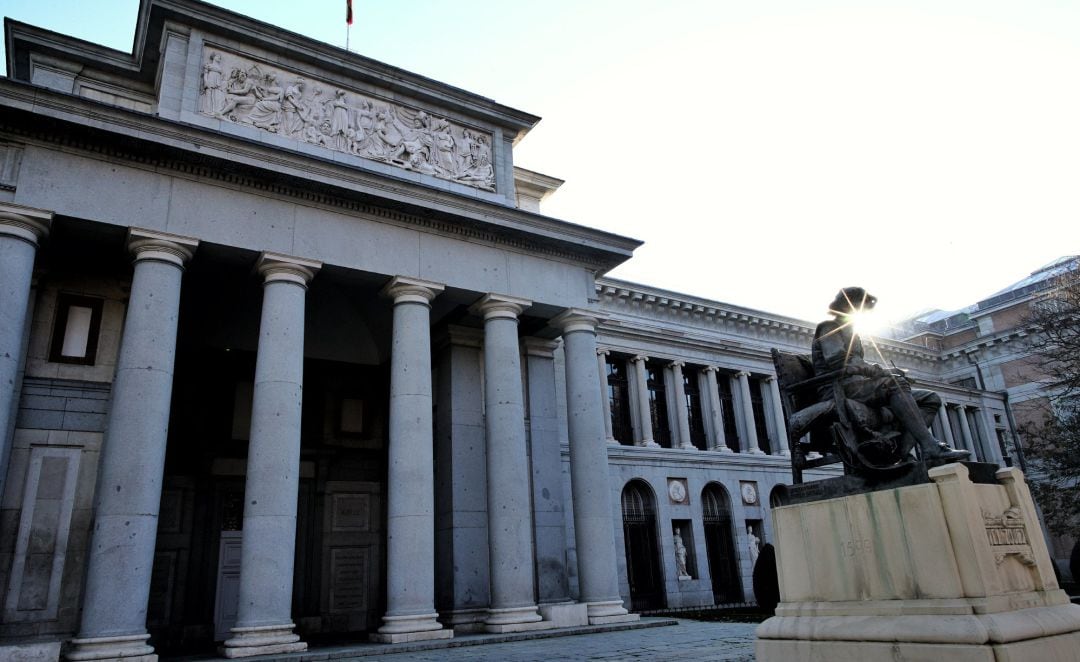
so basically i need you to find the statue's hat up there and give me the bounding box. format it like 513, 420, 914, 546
830, 287, 877, 314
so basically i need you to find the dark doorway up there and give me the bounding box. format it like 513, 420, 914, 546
621, 480, 665, 611
702, 483, 743, 604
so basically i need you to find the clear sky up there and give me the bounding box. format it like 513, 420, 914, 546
3, 0, 1077, 325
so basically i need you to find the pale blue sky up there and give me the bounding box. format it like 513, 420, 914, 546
3, 1, 1078, 325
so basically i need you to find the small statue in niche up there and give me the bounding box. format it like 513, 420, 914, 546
200, 52, 227, 115
747, 526, 760, 567
674, 527, 691, 580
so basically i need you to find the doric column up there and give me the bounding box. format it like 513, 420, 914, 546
735, 371, 762, 454
0, 204, 51, 501
222, 253, 319, 658
957, 404, 975, 457
596, 349, 617, 444
766, 376, 791, 456
471, 294, 548, 632
371, 277, 451, 643
670, 362, 695, 450
553, 309, 638, 625
69, 229, 196, 662
938, 403, 957, 447
702, 366, 732, 453
630, 355, 658, 447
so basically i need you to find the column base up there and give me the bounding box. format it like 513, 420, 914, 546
636, 440, 660, 448
712, 444, 734, 453
67, 634, 155, 661
605, 436, 619, 445
371, 612, 452, 643
585, 599, 640, 625
678, 443, 698, 450
219, 624, 306, 658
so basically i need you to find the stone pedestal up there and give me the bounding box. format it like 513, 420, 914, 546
756, 464, 1080, 661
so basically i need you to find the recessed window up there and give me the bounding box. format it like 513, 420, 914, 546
49, 294, 104, 365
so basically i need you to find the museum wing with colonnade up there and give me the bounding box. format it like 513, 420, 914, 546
0, 1, 1030, 659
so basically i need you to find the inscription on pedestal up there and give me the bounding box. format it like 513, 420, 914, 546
329, 547, 368, 612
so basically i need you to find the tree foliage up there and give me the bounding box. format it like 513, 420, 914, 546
1021, 267, 1080, 537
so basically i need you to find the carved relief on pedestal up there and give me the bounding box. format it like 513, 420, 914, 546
198, 48, 496, 192
983, 506, 1036, 566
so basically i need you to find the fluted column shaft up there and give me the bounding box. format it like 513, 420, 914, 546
671, 362, 694, 449
596, 350, 616, 444
631, 355, 657, 447
372, 277, 451, 644
71, 229, 196, 662
0, 205, 50, 503
223, 253, 319, 658
554, 310, 636, 625
703, 367, 731, 452
766, 376, 790, 456
736, 371, 762, 454
473, 294, 543, 630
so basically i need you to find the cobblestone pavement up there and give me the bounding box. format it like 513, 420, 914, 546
370, 620, 756, 661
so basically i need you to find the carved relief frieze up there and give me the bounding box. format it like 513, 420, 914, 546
198, 48, 496, 192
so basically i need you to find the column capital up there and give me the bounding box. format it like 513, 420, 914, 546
669, 360, 686, 369
0, 203, 52, 246
128, 228, 198, 268
702, 365, 720, 374
523, 337, 559, 358
957, 404, 968, 411
596, 348, 611, 357
381, 275, 444, 305
631, 354, 649, 364
257, 252, 320, 287
470, 293, 531, 320
764, 375, 777, 383
552, 308, 605, 334
735, 370, 751, 378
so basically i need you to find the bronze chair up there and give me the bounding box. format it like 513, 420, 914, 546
771, 348, 908, 484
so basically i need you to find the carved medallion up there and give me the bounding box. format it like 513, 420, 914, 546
197, 48, 497, 192
667, 478, 688, 504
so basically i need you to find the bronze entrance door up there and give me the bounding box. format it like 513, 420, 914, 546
702, 484, 743, 603
621, 481, 665, 611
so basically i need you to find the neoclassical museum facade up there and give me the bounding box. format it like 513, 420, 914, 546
0, 1, 1023, 659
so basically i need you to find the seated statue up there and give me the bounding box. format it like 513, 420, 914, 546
812, 287, 969, 466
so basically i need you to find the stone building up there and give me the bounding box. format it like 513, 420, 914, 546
0, 1, 1024, 659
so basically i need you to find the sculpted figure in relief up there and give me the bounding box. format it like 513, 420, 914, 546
198, 51, 497, 191
246, 74, 285, 131
200, 52, 227, 115
218, 68, 258, 119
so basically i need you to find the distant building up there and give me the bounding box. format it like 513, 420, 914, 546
0, 2, 1056, 660
894, 255, 1080, 576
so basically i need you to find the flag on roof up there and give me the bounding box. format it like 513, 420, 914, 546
347, 0, 354, 25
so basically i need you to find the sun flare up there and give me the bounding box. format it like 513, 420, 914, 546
849, 309, 886, 337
